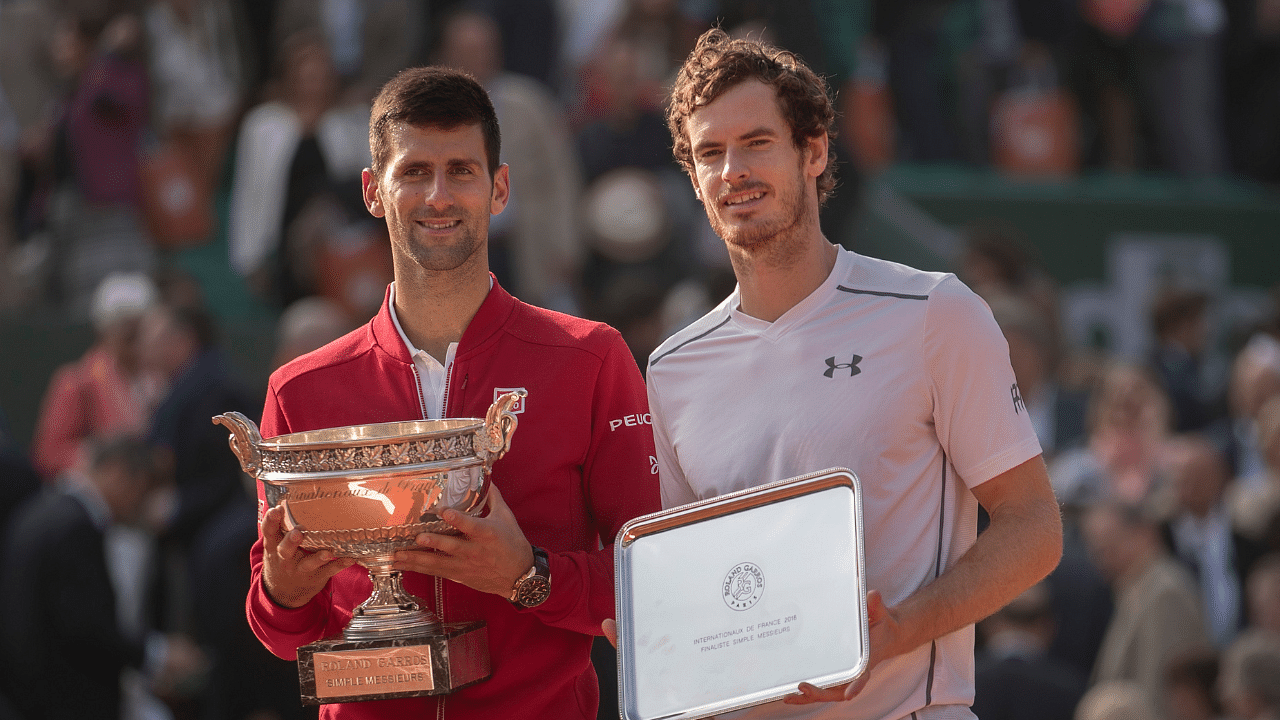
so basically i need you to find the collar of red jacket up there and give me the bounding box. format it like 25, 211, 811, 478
369, 274, 518, 364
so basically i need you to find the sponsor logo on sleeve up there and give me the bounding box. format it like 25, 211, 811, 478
1011, 383, 1026, 414
609, 413, 652, 432
494, 387, 527, 414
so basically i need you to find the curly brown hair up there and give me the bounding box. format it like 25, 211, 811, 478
667, 29, 838, 204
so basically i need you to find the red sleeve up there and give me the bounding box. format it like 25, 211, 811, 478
30, 366, 89, 481
519, 333, 660, 633
244, 382, 331, 660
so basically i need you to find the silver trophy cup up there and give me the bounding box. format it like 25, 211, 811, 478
212, 391, 524, 703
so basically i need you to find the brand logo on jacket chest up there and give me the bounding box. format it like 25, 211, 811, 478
494, 388, 527, 414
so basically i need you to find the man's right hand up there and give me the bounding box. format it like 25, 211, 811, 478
261, 505, 356, 608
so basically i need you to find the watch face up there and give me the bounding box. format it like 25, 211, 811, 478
515, 577, 551, 608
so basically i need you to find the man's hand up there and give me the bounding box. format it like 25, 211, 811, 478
393, 485, 535, 598
261, 505, 357, 608
784, 590, 900, 704
602, 618, 618, 648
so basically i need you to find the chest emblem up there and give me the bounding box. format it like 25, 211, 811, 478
823, 355, 863, 378
494, 387, 527, 414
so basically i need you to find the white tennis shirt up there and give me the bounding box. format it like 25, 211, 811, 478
646, 247, 1042, 720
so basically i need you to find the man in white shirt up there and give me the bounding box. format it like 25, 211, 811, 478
624, 29, 1063, 720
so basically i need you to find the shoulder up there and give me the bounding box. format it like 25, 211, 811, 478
268, 323, 380, 392
836, 252, 953, 301
647, 297, 735, 371
502, 302, 627, 363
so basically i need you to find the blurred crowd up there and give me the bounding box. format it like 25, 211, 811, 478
0, 1, 1279, 720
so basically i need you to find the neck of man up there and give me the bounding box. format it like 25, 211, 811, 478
729, 206, 836, 323
392, 253, 491, 364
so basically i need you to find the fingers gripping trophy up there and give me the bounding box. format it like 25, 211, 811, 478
213, 390, 525, 704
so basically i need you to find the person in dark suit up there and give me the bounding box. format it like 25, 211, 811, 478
973, 582, 1088, 720
0, 436, 202, 720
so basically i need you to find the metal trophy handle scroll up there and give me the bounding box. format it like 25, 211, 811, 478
213, 391, 524, 705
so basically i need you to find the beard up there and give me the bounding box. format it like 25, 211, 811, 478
704, 164, 809, 264
393, 205, 489, 273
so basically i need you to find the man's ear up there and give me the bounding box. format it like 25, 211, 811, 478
362, 168, 384, 218
804, 133, 829, 180
490, 163, 511, 215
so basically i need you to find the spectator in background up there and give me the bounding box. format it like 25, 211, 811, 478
270, 295, 357, 370
1150, 288, 1226, 433
1082, 501, 1212, 712
1159, 433, 1267, 647
973, 582, 1088, 720
138, 301, 257, 631
1217, 631, 1280, 720
227, 30, 371, 307
988, 292, 1089, 460
575, 35, 678, 184
143, 0, 246, 198
0, 436, 205, 720
272, 0, 425, 102
46, 10, 155, 318
437, 8, 585, 312
1074, 681, 1161, 720
1164, 648, 1225, 720
1246, 553, 1280, 633
0, 406, 40, 549
1222, 333, 1280, 482
1230, 397, 1280, 599
1051, 362, 1172, 512
30, 271, 159, 482
1131, 0, 1230, 177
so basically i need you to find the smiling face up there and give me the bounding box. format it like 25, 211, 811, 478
685, 79, 827, 255
363, 122, 509, 277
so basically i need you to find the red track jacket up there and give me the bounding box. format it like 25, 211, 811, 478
246, 281, 659, 719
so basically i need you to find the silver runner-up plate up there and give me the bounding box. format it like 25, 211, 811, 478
614, 468, 869, 720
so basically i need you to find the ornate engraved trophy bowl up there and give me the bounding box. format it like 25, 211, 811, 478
213, 391, 524, 643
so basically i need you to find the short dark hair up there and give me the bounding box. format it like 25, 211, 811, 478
369, 66, 501, 178
1151, 287, 1208, 339
667, 28, 838, 204
88, 435, 156, 482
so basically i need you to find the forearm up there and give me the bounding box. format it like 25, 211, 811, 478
888, 476, 1062, 659
521, 545, 616, 635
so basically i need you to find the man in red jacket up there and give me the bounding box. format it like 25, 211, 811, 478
247, 67, 659, 720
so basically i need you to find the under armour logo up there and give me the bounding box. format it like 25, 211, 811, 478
1011, 383, 1027, 414
824, 355, 862, 378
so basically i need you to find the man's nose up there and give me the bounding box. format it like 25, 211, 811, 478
424, 173, 452, 207
721, 146, 750, 184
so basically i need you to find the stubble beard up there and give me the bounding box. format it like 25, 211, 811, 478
395, 207, 489, 274
706, 174, 810, 271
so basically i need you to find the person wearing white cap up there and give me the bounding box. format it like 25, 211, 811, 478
30, 271, 159, 481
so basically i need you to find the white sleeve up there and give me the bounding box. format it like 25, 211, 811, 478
647, 374, 697, 509
924, 276, 1043, 488
227, 103, 300, 275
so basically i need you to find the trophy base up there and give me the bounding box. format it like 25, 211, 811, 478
297, 621, 490, 705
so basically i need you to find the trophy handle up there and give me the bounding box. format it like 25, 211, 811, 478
475, 391, 524, 467
468, 391, 525, 511
212, 411, 265, 479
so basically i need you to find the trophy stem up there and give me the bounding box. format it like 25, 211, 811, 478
345, 567, 441, 641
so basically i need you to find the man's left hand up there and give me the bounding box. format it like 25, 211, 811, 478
783, 589, 900, 704
393, 484, 535, 598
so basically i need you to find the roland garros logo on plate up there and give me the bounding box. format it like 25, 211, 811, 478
722, 562, 764, 611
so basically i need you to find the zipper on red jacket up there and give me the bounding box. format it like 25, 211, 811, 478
409, 365, 428, 420
440, 360, 456, 417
